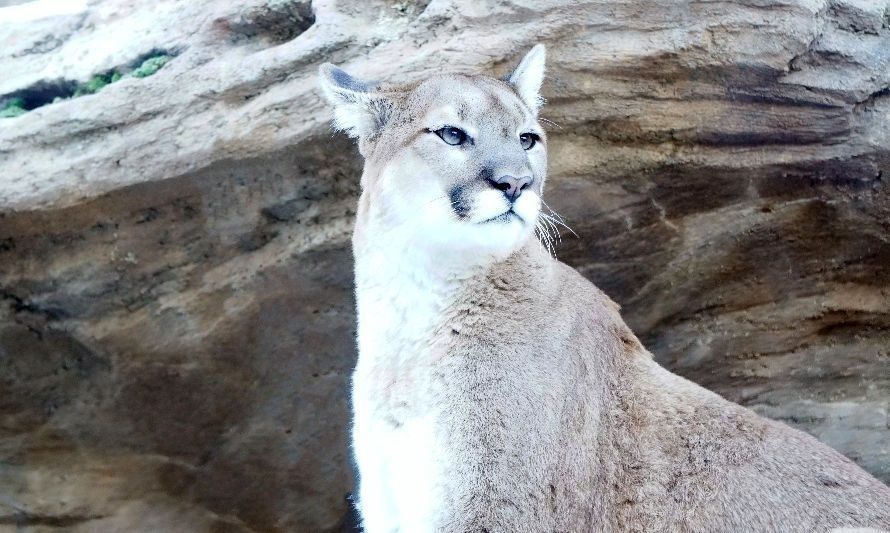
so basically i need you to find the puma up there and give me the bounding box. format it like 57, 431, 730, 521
319, 45, 890, 532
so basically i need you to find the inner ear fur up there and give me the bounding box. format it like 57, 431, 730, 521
318, 63, 393, 142
506, 44, 546, 114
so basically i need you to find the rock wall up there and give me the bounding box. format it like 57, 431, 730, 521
1, 0, 888, 530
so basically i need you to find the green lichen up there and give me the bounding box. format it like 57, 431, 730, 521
0, 97, 27, 118
71, 66, 131, 97
131, 55, 170, 78
74, 74, 112, 96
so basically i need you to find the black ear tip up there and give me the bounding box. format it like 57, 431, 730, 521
331, 67, 355, 87
319, 63, 371, 93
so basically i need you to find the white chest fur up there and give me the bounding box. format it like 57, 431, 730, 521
351, 246, 464, 533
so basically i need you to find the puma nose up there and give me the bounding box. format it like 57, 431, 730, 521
488, 174, 533, 202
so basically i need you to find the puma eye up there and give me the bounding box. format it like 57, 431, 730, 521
434, 126, 468, 146
519, 132, 539, 150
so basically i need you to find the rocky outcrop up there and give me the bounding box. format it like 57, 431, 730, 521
1, 0, 888, 530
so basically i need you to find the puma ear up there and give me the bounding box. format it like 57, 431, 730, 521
318, 63, 391, 141
507, 44, 546, 114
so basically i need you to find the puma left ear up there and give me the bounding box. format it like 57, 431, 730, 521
507, 44, 546, 114
318, 63, 391, 143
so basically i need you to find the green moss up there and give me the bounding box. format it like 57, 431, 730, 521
70, 67, 129, 97
0, 97, 26, 118
131, 55, 170, 78
73, 74, 112, 97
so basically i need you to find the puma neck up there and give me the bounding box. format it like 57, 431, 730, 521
352, 208, 541, 367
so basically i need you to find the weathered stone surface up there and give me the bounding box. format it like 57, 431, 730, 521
1, 0, 888, 530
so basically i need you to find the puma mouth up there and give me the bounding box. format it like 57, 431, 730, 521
479, 210, 522, 224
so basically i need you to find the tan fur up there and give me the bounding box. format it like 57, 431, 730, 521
433, 245, 890, 531
319, 47, 890, 532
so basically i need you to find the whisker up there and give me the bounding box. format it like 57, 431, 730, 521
535, 216, 556, 258
534, 220, 545, 251
551, 218, 577, 238
539, 117, 562, 129
424, 194, 449, 207
541, 214, 562, 245
544, 215, 562, 252
541, 199, 579, 238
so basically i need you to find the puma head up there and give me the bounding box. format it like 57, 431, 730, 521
319, 45, 548, 262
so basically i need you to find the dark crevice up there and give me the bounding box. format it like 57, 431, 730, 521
2, 79, 78, 111
216, 1, 315, 46
0, 289, 68, 321
854, 86, 890, 111
827, 2, 884, 35
0, 512, 106, 527
125, 47, 180, 72
0, 48, 179, 117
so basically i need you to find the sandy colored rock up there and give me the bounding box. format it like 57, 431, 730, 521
0, 0, 888, 530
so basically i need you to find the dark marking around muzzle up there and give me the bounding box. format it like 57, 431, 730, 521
477, 166, 494, 183
449, 185, 471, 219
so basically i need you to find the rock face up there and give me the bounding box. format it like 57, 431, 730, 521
1, 0, 888, 530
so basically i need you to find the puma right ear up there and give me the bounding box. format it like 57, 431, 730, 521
318, 64, 391, 142
507, 44, 546, 115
